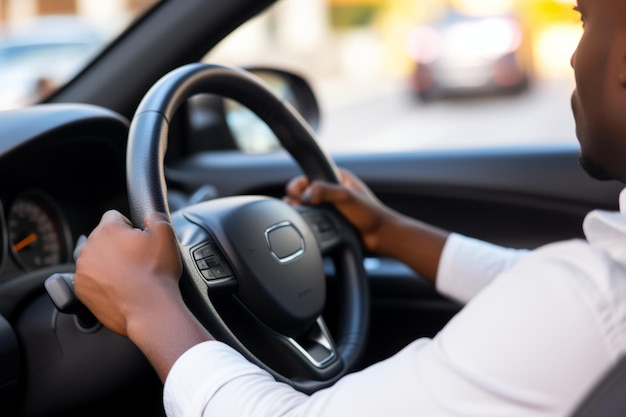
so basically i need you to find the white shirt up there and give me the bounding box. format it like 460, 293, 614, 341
163, 189, 626, 417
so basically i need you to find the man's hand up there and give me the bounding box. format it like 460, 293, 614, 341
74, 210, 183, 337
285, 168, 398, 255
73, 210, 212, 382
285, 168, 449, 283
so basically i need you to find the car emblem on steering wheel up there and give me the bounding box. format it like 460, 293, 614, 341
265, 221, 305, 264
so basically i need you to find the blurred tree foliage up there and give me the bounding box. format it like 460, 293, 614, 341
328, 5, 377, 28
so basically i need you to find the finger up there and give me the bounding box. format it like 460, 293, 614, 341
284, 175, 311, 206
143, 211, 171, 229
337, 168, 363, 189
306, 180, 351, 205
101, 209, 134, 228
285, 175, 309, 198
143, 212, 178, 242
73, 234, 88, 261
142, 212, 183, 277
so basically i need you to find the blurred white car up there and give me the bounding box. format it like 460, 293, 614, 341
0, 15, 105, 110
407, 9, 532, 101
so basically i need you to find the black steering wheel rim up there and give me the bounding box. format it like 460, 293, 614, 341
126, 63, 369, 393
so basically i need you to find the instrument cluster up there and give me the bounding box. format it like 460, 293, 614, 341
6, 189, 73, 272
0, 185, 129, 282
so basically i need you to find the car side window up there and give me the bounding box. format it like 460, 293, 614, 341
0, 0, 160, 111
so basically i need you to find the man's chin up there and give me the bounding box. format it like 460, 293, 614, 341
578, 155, 616, 181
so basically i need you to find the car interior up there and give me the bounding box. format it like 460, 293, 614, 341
0, 0, 625, 416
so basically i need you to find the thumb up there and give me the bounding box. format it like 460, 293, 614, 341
143, 212, 172, 230
143, 212, 178, 242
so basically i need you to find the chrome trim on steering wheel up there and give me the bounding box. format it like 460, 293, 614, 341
286, 317, 336, 368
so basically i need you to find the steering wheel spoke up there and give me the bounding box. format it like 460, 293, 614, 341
297, 205, 347, 255
287, 316, 337, 368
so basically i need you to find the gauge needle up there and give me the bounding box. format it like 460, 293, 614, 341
13, 232, 38, 252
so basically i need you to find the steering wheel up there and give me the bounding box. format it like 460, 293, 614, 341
126, 63, 369, 393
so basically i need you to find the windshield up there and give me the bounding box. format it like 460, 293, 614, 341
208, 0, 580, 154
0, 0, 160, 111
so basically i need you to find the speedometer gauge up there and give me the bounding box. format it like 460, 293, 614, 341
8, 191, 71, 270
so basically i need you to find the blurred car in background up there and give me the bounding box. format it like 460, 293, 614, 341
0, 15, 105, 110
407, 8, 532, 101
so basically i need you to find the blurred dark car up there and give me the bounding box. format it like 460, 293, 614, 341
407, 9, 532, 101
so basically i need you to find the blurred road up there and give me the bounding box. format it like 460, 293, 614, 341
315, 76, 578, 153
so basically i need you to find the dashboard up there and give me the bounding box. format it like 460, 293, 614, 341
0, 103, 129, 308
0, 103, 164, 416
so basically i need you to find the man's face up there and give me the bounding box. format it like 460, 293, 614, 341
571, 0, 626, 182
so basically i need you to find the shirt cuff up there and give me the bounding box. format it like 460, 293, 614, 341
436, 233, 528, 304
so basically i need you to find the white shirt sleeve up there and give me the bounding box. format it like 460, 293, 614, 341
163, 341, 309, 416
436, 233, 529, 304
163, 238, 626, 417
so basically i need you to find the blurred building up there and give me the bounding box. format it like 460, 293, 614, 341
0, 0, 155, 27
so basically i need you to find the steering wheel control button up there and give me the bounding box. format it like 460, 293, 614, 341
193, 242, 233, 281
265, 221, 305, 263
301, 210, 341, 248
